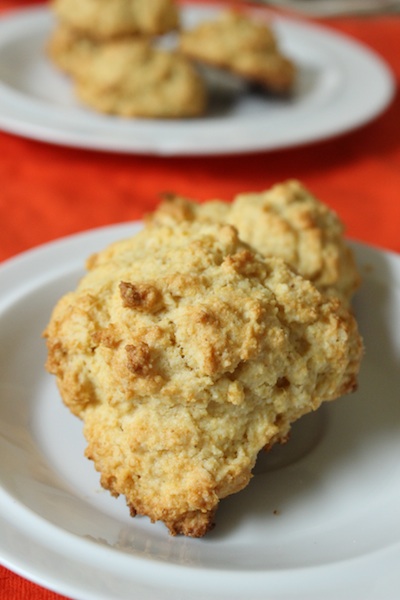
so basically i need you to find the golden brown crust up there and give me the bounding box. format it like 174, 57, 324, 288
148, 181, 361, 305
44, 221, 363, 536
179, 10, 296, 94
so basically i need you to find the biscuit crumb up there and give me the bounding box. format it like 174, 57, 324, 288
126, 342, 153, 376
120, 281, 164, 313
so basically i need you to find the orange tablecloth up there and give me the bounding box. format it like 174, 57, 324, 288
0, 1, 399, 598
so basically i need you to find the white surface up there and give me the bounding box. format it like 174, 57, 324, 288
0, 223, 400, 600
0, 4, 395, 155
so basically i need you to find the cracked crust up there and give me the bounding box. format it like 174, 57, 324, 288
179, 10, 296, 94
44, 222, 363, 536
148, 180, 361, 305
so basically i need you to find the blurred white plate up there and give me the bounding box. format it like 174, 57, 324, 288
0, 4, 395, 154
0, 223, 400, 599
257, 0, 400, 17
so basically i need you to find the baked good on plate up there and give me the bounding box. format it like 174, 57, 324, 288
71, 38, 207, 118
44, 221, 363, 536
179, 9, 296, 94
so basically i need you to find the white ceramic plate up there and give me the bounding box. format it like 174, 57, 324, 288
0, 4, 395, 155
0, 223, 400, 600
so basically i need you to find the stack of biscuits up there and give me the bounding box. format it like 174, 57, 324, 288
44, 180, 364, 537
48, 0, 297, 118
48, 0, 207, 118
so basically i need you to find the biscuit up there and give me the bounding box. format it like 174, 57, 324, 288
179, 10, 296, 94
44, 222, 363, 536
47, 23, 97, 77
72, 38, 207, 118
51, 0, 180, 39
149, 181, 361, 304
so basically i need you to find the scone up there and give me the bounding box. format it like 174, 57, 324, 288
149, 181, 361, 305
179, 10, 296, 94
72, 38, 207, 118
44, 222, 363, 537
51, 0, 180, 39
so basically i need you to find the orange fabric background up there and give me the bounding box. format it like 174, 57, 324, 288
0, 1, 399, 598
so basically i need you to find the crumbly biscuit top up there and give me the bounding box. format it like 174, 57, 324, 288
149, 181, 361, 303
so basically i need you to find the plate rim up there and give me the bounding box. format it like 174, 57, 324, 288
0, 3, 395, 155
